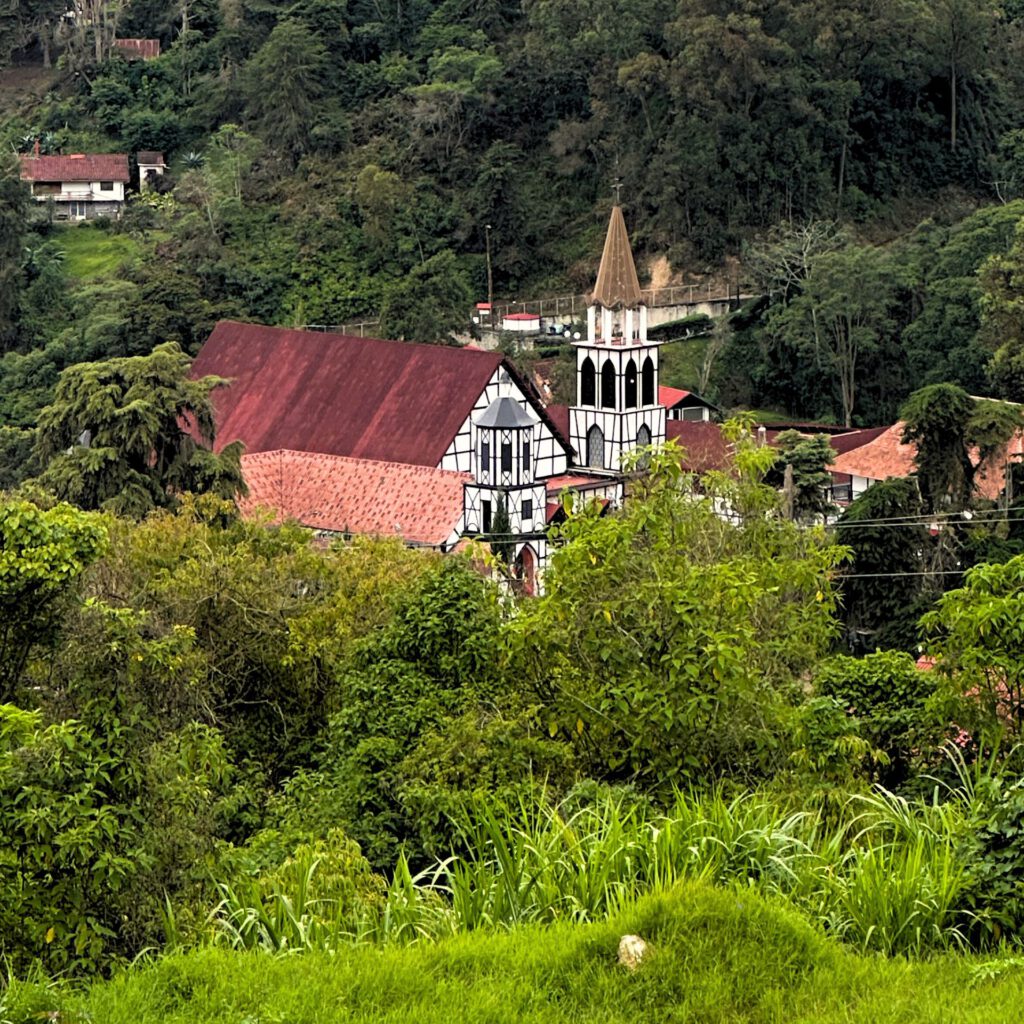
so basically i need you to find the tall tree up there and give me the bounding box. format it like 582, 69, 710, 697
0, 153, 28, 350
34, 342, 246, 517
900, 384, 1022, 513
835, 477, 932, 651
925, 0, 998, 152
242, 19, 328, 161
769, 245, 899, 427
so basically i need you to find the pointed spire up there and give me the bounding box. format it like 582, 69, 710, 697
591, 205, 643, 309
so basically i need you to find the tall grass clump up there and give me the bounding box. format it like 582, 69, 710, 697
207, 784, 978, 958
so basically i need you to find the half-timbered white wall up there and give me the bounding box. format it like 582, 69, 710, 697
463, 481, 549, 536
439, 367, 569, 479
569, 342, 666, 472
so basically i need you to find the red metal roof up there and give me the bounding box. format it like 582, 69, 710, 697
114, 38, 161, 58
19, 153, 130, 183
545, 403, 570, 441
504, 312, 540, 321
658, 385, 692, 407
827, 426, 889, 455
191, 321, 507, 466
666, 420, 733, 473
239, 450, 469, 546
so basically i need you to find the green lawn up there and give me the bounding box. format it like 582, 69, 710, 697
659, 336, 709, 392
53, 224, 142, 282
10, 885, 1024, 1024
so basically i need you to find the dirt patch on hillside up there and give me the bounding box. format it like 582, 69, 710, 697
646, 252, 750, 296
646, 254, 673, 290
0, 63, 56, 118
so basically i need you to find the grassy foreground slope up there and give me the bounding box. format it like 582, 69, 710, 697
51, 886, 1024, 1024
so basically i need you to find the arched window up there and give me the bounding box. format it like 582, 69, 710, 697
586, 424, 604, 468
600, 360, 616, 409
637, 424, 652, 469
642, 356, 655, 406
625, 359, 638, 408
580, 357, 596, 406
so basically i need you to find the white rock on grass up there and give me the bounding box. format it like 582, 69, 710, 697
617, 934, 648, 970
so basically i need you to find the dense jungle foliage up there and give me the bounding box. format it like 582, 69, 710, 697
2, 437, 1024, 995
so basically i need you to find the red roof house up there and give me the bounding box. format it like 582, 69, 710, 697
658, 385, 718, 421
18, 153, 130, 221
829, 422, 1024, 504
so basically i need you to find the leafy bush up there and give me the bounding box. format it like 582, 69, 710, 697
815, 651, 938, 785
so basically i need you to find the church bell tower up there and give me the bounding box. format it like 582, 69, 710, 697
569, 201, 665, 472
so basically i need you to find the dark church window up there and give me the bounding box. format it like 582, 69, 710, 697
581, 358, 596, 406
483, 500, 492, 533
625, 359, 638, 408
523, 439, 531, 473
642, 356, 655, 405
601, 360, 616, 409
501, 441, 512, 473
637, 424, 652, 469
481, 440, 490, 478
522, 498, 533, 522
587, 424, 604, 468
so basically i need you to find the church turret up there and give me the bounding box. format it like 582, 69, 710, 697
569, 202, 665, 471
463, 375, 548, 540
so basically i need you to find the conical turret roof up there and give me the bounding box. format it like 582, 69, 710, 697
590, 205, 644, 309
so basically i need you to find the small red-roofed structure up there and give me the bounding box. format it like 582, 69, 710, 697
658, 385, 718, 422
114, 38, 161, 59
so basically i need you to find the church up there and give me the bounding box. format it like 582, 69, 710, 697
191, 203, 679, 591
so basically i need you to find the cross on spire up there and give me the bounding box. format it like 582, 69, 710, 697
612, 177, 623, 205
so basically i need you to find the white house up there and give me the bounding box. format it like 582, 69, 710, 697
137, 151, 167, 189
19, 152, 130, 221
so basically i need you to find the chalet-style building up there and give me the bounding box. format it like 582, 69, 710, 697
828, 423, 1024, 505
192, 204, 665, 589
659, 386, 718, 422
18, 152, 130, 221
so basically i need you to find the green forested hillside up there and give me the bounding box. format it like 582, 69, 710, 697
2, 0, 1024, 434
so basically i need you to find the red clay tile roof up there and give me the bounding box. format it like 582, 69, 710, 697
829, 424, 915, 482
19, 153, 130, 183
830, 422, 1024, 500
191, 321, 509, 466
240, 450, 469, 546
545, 472, 615, 493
